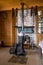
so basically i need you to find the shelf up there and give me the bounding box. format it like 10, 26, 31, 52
15, 26, 35, 28
38, 15, 43, 17
41, 26, 43, 28
38, 15, 43, 34
38, 21, 43, 23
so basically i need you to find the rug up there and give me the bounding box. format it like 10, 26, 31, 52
9, 55, 28, 64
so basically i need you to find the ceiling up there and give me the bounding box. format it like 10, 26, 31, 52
0, 0, 43, 10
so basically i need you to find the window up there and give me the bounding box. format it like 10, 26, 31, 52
18, 27, 22, 33
18, 27, 34, 33
17, 9, 34, 26
17, 9, 35, 33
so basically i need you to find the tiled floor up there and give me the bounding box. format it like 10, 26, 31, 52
0, 47, 43, 65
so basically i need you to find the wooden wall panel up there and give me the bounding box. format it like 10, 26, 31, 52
0, 10, 12, 46
36, 7, 43, 46
12, 10, 18, 44
0, 7, 43, 47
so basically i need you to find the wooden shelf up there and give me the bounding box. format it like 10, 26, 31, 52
38, 15, 43, 34
15, 26, 35, 28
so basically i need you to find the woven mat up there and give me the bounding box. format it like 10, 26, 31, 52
9, 55, 28, 64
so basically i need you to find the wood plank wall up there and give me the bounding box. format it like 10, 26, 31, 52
0, 7, 43, 47
0, 10, 12, 46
